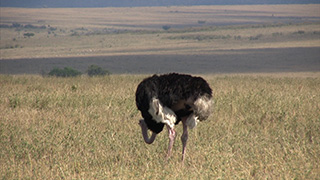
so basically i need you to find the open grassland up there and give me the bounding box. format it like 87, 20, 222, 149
1, 74, 319, 179
1, 5, 319, 30
1, 5, 320, 59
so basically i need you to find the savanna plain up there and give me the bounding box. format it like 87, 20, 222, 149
1, 4, 320, 60
1, 74, 319, 179
1, 4, 320, 180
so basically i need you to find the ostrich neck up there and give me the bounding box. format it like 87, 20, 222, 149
140, 120, 157, 144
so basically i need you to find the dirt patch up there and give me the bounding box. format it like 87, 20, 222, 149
0, 47, 319, 75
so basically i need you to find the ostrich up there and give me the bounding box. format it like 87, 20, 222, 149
135, 73, 213, 161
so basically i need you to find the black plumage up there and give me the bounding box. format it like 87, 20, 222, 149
135, 73, 212, 133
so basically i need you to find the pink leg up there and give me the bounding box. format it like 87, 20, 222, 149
139, 119, 156, 144
181, 118, 189, 162
166, 125, 176, 160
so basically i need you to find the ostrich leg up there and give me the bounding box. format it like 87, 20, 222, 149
139, 119, 157, 144
181, 118, 189, 162
166, 125, 176, 160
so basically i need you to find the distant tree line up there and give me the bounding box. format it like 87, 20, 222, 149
0, 23, 46, 29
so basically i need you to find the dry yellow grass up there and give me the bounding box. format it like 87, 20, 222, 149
1, 73, 319, 179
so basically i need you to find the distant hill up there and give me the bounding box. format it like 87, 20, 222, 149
1, 0, 319, 8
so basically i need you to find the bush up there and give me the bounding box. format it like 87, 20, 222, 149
297, 30, 305, 34
249, 34, 263, 40
23, 33, 35, 38
48, 67, 82, 77
162, 25, 171, 31
12, 23, 22, 28
87, 65, 110, 77
24, 24, 46, 29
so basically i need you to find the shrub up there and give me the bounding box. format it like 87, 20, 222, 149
162, 25, 171, 31
87, 65, 110, 77
297, 30, 305, 34
24, 24, 46, 29
48, 27, 57, 31
234, 35, 241, 40
272, 32, 283, 37
48, 67, 82, 77
23, 33, 35, 38
12, 23, 22, 28
249, 34, 263, 40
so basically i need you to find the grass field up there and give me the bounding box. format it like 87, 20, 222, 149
1, 5, 320, 59
1, 74, 319, 179
1, 4, 319, 179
